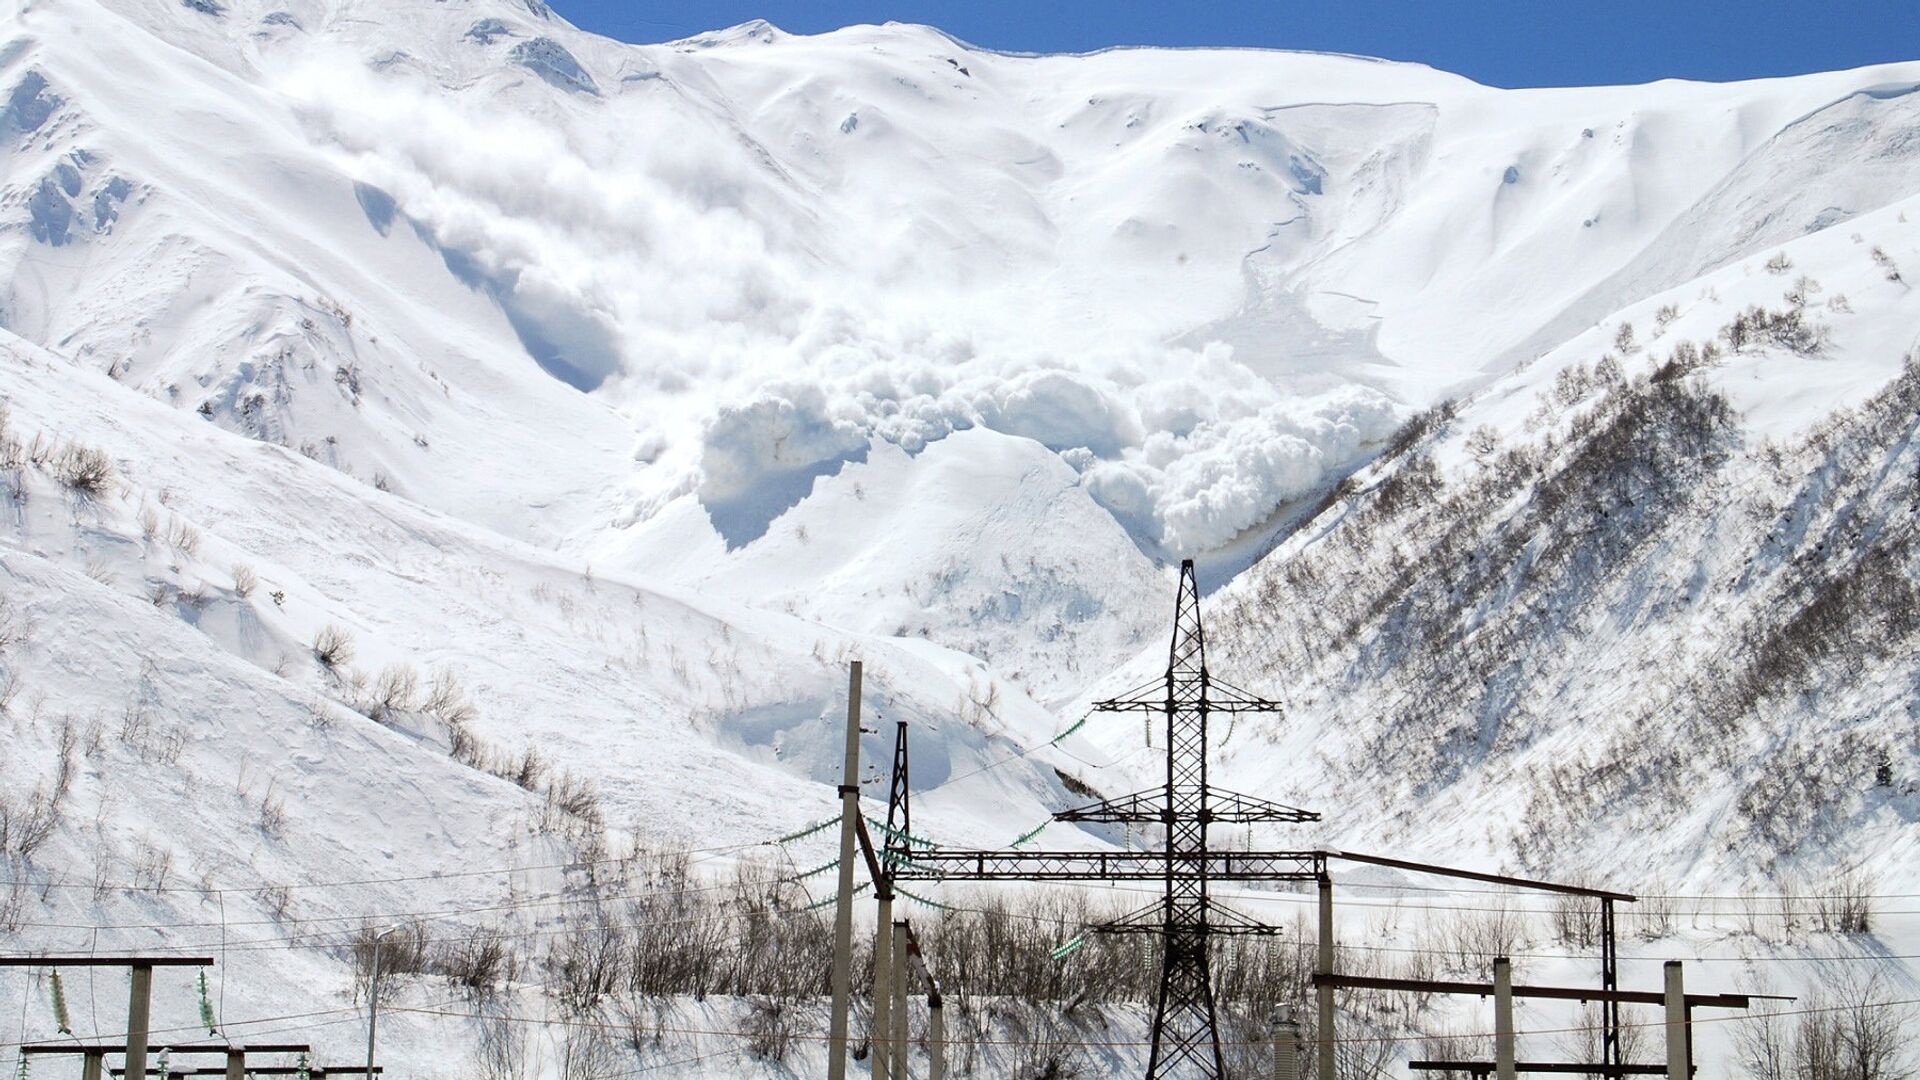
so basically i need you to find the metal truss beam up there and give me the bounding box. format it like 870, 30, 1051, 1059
890, 849, 1322, 883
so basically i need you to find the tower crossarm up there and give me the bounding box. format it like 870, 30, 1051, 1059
888, 849, 1323, 882
1091, 686, 1284, 715
1052, 785, 1171, 823
1093, 897, 1287, 937
1198, 786, 1320, 823
1054, 785, 1319, 824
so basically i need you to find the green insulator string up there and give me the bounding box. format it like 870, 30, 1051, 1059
47, 970, 70, 1035
773, 817, 838, 845
1049, 934, 1086, 961
785, 857, 838, 882
197, 969, 217, 1034
14, 1050, 28, 1080
1051, 712, 1090, 743
1010, 822, 1047, 848
864, 817, 935, 849
296, 1052, 311, 1080
801, 881, 870, 912
892, 884, 957, 912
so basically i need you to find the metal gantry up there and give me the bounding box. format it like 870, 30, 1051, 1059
893, 559, 1318, 1077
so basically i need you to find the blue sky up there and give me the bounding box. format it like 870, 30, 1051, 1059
550, 1, 1918, 88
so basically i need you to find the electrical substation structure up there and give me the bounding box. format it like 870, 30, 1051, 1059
831, 559, 1773, 1078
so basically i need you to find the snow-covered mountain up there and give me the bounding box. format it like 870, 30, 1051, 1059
3, 0, 1919, 1072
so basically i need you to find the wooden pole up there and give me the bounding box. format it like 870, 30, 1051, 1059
1493, 957, 1516, 1080
1315, 876, 1336, 1080
827, 661, 863, 1080
126, 963, 153, 1080
1664, 961, 1687, 1079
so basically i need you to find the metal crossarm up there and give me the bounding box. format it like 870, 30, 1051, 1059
1311, 973, 1760, 1009
1409, 1063, 1670, 1076
890, 849, 1323, 882
1095, 896, 1287, 938
1058, 786, 1319, 824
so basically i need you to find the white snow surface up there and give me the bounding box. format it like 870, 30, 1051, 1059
3, 0, 1920, 1072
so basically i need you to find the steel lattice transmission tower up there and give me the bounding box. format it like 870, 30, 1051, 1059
890, 558, 1322, 1078
1061, 559, 1315, 1078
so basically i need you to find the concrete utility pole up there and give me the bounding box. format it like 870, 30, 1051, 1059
1316, 876, 1336, 1080
891, 919, 910, 1078
1664, 961, 1687, 1079
873, 891, 894, 1080
828, 661, 864, 1080
227, 1048, 246, 1080
365, 924, 402, 1080
928, 996, 945, 1080
1273, 1003, 1302, 1080
83, 1051, 104, 1080
1493, 957, 1516, 1080
127, 962, 154, 1080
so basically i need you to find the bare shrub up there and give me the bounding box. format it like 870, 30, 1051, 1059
743, 995, 799, 1062
1465, 425, 1501, 463
548, 905, 624, 1013
257, 785, 288, 839
312, 624, 355, 670
0, 786, 62, 861
53, 441, 115, 496
129, 837, 174, 892
1556, 1000, 1648, 1072
1870, 245, 1902, 283
473, 1002, 532, 1080
544, 771, 604, 828
1549, 891, 1602, 949
1721, 302, 1825, 354
447, 717, 484, 767
0, 406, 19, 468
0, 597, 27, 653
1737, 972, 1915, 1080
555, 1021, 624, 1080
1440, 900, 1527, 977
1380, 399, 1457, 463
231, 564, 258, 598
504, 746, 547, 792
256, 883, 293, 921
435, 925, 519, 999
1814, 866, 1875, 935
372, 663, 420, 719
165, 516, 202, 557
1634, 881, 1679, 941
422, 667, 476, 725
353, 921, 434, 1003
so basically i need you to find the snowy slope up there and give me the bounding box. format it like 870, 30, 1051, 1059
4, 0, 1920, 1072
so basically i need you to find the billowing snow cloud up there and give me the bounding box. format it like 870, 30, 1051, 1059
278, 52, 1400, 553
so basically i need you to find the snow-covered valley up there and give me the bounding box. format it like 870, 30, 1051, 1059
2, 0, 1919, 1073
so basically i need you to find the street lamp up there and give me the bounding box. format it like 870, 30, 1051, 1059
365, 925, 403, 1080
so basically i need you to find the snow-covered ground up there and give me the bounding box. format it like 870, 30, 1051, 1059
2, 0, 1918, 1072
